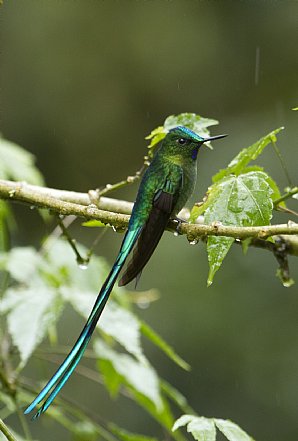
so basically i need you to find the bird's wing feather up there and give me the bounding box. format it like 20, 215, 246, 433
119, 174, 182, 287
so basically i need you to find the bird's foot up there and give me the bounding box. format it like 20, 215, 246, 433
172, 216, 187, 235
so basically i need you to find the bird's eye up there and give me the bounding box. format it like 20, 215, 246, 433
177, 138, 187, 145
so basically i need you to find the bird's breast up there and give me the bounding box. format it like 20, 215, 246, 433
174, 161, 197, 214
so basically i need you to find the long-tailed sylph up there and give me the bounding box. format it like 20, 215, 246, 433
25, 125, 226, 418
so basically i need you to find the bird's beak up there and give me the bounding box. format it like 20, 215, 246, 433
203, 134, 228, 142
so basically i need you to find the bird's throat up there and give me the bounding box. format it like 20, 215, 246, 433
191, 147, 199, 160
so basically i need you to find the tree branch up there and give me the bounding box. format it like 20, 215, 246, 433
0, 179, 298, 256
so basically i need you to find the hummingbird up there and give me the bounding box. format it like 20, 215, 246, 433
24, 126, 227, 418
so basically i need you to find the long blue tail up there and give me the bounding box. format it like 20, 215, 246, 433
24, 227, 141, 418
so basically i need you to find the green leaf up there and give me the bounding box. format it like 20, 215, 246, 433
0, 286, 63, 367
164, 113, 218, 135
264, 174, 284, 205
63, 284, 144, 360
5, 247, 40, 283
0, 135, 44, 185
100, 302, 143, 359
207, 236, 234, 286
95, 340, 162, 410
129, 389, 181, 441
98, 358, 122, 397
214, 419, 255, 441
173, 415, 216, 441
43, 239, 110, 291
145, 126, 166, 150
73, 421, 98, 441
82, 220, 108, 227
97, 345, 181, 440
198, 171, 273, 285
292, 107, 298, 110
44, 240, 144, 358
161, 380, 194, 414
145, 113, 219, 154
173, 415, 255, 441
1, 239, 175, 370
213, 127, 284, 182
110, 424, 159, 441
206, 171, 274, 226
140, 321, 190, 371
0, 246, 66, 367
96, 342, 182, 440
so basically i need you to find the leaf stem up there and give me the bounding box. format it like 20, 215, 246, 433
14, 398, 32, 441
274, 186, 298, 205
271, 139, 293, 187
276, 205, 298, 218
56, 215, 88, 266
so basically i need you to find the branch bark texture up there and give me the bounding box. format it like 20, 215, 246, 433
0, 179, 298, 256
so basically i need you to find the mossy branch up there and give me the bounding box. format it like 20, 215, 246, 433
0, 179, 298, 257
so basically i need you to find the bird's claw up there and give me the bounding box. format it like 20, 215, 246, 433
173, 217, 186, 235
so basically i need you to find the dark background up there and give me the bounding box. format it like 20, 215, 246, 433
1, 1, 298, 440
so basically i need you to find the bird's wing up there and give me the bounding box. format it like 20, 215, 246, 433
119, 173, 182, 287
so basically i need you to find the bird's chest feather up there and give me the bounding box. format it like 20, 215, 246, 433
174, 162, 197, 214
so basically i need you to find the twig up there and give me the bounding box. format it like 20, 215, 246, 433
56, 215, 88, 266
95, 164, 147, 199
0, 418, 17, 441
276, 205, 298, 218
271, 139, 293, 187
40, 215, 76, 255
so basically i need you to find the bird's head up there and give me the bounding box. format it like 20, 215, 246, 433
164, 126, 227, 160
